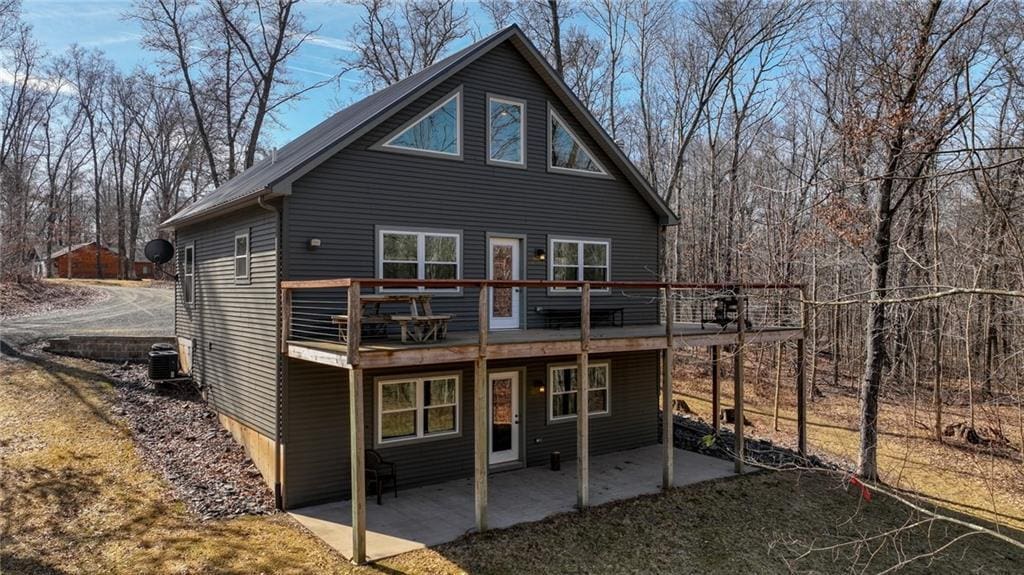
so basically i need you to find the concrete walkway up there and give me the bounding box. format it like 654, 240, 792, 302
290, 445, 753, 562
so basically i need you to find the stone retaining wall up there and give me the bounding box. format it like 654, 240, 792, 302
46, 335, 175, 361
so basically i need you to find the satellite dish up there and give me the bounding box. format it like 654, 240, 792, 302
144, 238, 175, 265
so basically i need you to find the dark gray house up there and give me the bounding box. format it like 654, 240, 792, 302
162, 24, 803, 563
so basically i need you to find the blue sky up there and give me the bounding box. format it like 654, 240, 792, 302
20, 0, 490, 146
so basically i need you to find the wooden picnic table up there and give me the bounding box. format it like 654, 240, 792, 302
331, 293, 453, 344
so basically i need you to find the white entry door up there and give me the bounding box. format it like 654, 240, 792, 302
489, 371, 520, 465
488, 237, 521, 330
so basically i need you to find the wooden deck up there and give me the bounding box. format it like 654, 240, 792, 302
285, 322, 802, 369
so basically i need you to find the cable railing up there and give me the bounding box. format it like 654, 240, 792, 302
280, 278, 804, 350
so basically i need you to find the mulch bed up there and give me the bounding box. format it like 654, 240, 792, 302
0, 280, 108, 319
104, 361, 277, 520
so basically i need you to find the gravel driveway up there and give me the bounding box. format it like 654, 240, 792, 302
1, 284, 174, 347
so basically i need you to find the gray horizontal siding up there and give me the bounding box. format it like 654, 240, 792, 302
284, 40, 661, 331
175, 205, 280, 437
282, 350, 659, 508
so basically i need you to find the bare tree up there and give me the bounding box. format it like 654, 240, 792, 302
341, 0, 470, 89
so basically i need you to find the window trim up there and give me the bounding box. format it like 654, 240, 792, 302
547, 105, 610, 178
234, 229, 250, 284
547, 236, 611, 295
486, 93, 527, 168
376, 226, 463, 294
375, 372, 462, 446
373, 86, 463, 160
547, 361, 611, 423
182, 242, 195, 306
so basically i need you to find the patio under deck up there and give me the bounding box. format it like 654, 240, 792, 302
285, 323, 803, 369
290, 444, 756, 562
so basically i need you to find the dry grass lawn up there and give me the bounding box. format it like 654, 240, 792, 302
2, 350, 1022, 574
673, 349, 1024, 532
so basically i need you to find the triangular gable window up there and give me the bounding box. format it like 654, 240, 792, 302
379, 88, 462, 158
549, 108, 607, 176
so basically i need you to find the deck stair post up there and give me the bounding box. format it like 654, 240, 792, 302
475, 284, 489, 531
662, 287, 674, 489
733, 286, 745, 474
347, 281, 366, 564
577, 283, 590, 509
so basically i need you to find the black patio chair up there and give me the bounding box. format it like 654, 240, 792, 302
366, 449, 398, 505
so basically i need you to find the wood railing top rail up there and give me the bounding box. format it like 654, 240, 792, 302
280, 278, 803, 290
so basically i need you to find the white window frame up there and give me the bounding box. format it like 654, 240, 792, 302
547, 361, 611, 422
182, 243, 195, 306
486, 94, 527, 168
376, 372, 461, 445
377, 227, 462, 293
374, 87, 463, 160
547, 105, 609, 177
234, 229, 250, 283
548, 237, 611, 294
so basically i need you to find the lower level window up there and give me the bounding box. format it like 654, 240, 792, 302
377, 374, 460, 443
549, 362, 609, 421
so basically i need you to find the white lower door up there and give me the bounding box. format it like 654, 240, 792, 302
488, 371, 520, 465
488, 237, 520, 330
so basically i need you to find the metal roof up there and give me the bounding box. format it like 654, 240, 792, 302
161, 25, 677, 229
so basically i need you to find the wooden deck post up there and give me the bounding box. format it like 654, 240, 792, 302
280, 287, 292, 353
797, 286, 808, 456
733, 287, 745, 474
662, 287, 674, 490
347, 282, 366, 565
577, 283, 590, 509
711, 345, 721, 433
474, 285, 489, 532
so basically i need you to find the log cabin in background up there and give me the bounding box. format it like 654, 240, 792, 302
33, 241, 158, 280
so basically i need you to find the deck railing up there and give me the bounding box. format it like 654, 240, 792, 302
280, 278, 803, 350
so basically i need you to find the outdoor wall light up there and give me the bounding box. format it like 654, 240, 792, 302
534, 248, 546, 261
308, 238, 322, 251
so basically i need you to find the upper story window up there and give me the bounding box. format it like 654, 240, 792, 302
549, 361, 610, 422
234, 230, 250, 282
548, 107, 608, 176
378, 228, 461, 292
182, 243, 195, 305
377, 373, 460, 444
487, 95, 525, 166
549, 237, 610, 292
377, 87, 462, 159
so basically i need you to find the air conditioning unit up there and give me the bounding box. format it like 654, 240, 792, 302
148, 343, 179, 381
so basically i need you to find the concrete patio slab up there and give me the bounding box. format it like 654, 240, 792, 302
289, 445, 753, 562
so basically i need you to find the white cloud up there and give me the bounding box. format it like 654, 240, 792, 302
290, 65, 335, 79
306, 34, 355, 52
0, 66, 73, 94
80, 31, 142, 48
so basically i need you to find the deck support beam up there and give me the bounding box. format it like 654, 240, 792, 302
662, 287, 674, 490
711, 345, 721, 433
797, 286, 809, 456
733, 288, 745, 474
474, 287, 489, 532
577, 283, 590, 509
347, 283, 366, 565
